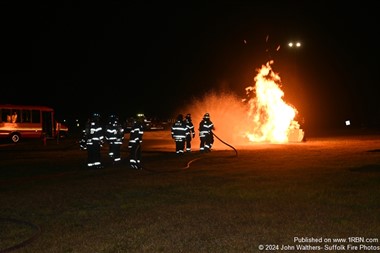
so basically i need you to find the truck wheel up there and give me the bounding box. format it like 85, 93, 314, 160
10, 133, 20, 143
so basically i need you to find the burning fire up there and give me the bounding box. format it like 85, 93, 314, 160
244, 60, 302, 143
185, 60, 304, 149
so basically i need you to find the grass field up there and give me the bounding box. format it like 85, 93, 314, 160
1, 130, 380, 252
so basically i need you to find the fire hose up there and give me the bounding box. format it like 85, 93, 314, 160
212, 131, 238, 157
0, 218, 41, 253
137, 131, 237, 173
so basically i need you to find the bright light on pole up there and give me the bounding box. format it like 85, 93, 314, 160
286, 40, 304, 130
288, 41, 301, 48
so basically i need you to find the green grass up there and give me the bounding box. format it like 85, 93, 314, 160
1, 135, 380, 252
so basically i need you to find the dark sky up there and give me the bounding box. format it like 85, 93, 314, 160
1, 1, 379, 129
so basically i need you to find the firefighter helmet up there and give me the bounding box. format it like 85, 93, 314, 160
177, 114, 183, 121
91, 113, 101, 122
186, 113, 191, 119
109, 114, 118, 124
203, 113, 210, 119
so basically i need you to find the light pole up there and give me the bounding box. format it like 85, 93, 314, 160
287, 40, 306, 139
287, 40, 302, 88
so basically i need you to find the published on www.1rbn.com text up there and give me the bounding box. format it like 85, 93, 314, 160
257, 236, 380, 251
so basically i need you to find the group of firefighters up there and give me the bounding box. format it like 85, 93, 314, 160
79, 112, 215, 169
171, 113, 215, 154
79, 113, 144, 169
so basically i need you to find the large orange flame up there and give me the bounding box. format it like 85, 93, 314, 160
183, 60, 304, 149
244, 60, 301, 143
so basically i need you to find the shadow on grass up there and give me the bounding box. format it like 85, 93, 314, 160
349, 164, 380, 173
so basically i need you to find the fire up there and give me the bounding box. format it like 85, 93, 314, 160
244, 60, 302, 143
184, 60, 304, 149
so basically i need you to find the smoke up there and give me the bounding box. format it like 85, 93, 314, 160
182, 90, 250, 149
178, 61, 304, 150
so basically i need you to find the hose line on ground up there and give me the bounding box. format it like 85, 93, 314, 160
0, 218, 41, 253
212, 132, 238, 157
140, 132, 237, 172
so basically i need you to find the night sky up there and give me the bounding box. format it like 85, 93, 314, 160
1, 1, 379, 131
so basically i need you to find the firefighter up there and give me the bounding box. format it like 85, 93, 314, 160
105, 114, 124, 165
128, 116, 144, 169
199, 112, 215, 153
80, 113, 104, 168
171, 114, 189, 154
184, 113, 195, 152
